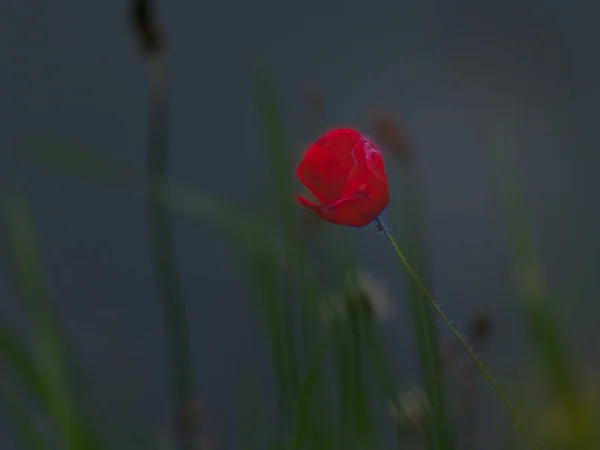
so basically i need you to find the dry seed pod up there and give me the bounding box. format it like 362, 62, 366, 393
129, 0, 163, 54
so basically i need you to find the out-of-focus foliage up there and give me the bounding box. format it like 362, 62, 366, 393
0, 70, 596, 450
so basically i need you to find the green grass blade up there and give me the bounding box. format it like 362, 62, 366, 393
253, 69, 296, 229
2, 196, 101, 450
393, 165, 451, 450
252, 68, 337, 445
0, 323, 45, 406
491, 141, 596, 449
288, 359, 321, 450
495, 154, 575, 398
239, 245, 299, 427
326, 282, 376, 450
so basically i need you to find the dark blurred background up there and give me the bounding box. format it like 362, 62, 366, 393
1, 1, 599, 449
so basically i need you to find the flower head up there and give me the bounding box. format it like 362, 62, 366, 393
295, 128, 389, 227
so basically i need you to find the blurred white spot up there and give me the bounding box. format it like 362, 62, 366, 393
388, 388, 430, 433
320, 269, 394, 327
356, 269, 394, 322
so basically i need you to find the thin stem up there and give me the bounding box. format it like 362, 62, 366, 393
130, 1, 196, 447
146, 77, 195, 449
375, 217, 536, 449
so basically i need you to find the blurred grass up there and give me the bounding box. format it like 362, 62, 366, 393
392, 161, 453, 450
20, 69, 402, 449
253, 69, 364, 449
0, 63, 595, 450
0, 324, 45, 406
0, 196, 101, 450
492, 130, 598, 449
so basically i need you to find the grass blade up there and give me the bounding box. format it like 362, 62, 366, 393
393, 164, 451, 450
2, 195, 101, 450
491, 136, 597, 449
252, 68, 335, 444
0, 324, 45, 406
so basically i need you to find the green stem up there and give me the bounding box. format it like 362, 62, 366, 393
146, 57, 194, 449
375, 217, 536, 449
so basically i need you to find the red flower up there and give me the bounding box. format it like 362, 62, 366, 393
295, 128, 390, 227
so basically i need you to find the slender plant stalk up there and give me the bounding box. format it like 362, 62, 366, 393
129, 1, 196, 447
399, 163, 450, 450
375, 217, 536, 449
145, 64, 196, 449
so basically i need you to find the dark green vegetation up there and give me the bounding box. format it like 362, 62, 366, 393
1, 58, 598, 450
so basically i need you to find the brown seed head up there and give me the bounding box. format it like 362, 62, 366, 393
368, 109, 412, 160
470, 313, 493, 343
129, 0, 163, 54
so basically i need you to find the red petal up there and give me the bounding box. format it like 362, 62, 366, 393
296, 129, 363, 204
342, 136, 388, 199
296, 191, 388, 227
295, 195, 322, 214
